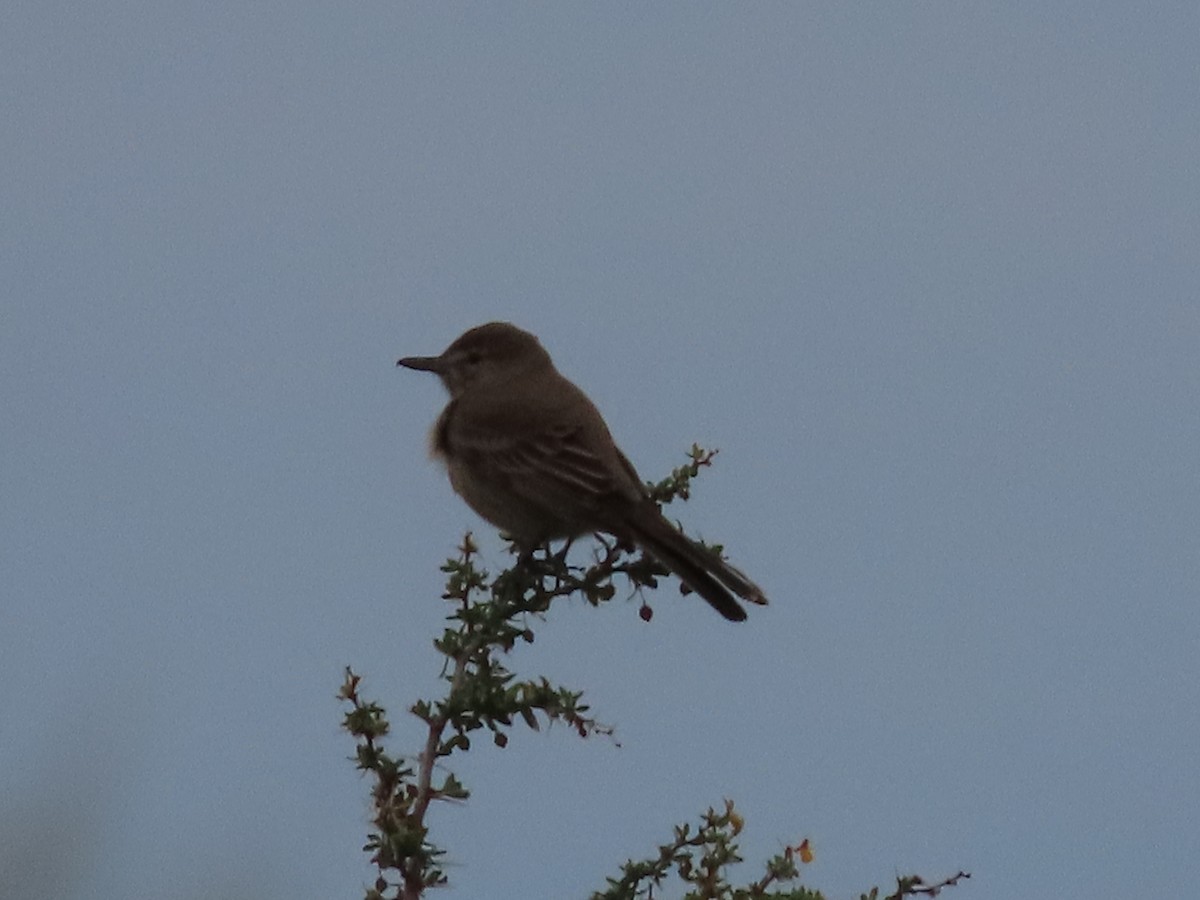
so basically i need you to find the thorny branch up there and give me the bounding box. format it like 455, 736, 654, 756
341, 446, 969, 900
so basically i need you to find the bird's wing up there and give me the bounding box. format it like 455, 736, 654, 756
446, 388, 645, 521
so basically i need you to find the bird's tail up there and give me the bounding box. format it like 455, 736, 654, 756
624, 509, 768, 622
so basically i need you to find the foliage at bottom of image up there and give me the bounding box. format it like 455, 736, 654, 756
340, 447, 969, 900
596, 801, 969, 900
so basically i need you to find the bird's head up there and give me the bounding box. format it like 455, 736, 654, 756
397, 321, 553, 397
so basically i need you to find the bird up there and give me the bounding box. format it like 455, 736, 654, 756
396, 322, 767, 621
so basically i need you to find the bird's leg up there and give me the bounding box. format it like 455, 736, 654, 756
550, 536, 574, 566
612, 533, 637, 556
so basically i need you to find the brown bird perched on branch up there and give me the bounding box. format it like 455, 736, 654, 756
397, 322, 767, 621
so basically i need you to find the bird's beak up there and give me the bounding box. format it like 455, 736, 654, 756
396, 354, 445, 373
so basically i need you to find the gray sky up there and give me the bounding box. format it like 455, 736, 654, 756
3, 5, 1197, 899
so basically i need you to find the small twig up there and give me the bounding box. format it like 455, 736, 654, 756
888, 870, 972, 899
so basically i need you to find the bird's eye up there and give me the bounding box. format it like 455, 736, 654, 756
466, 351, 483, 365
